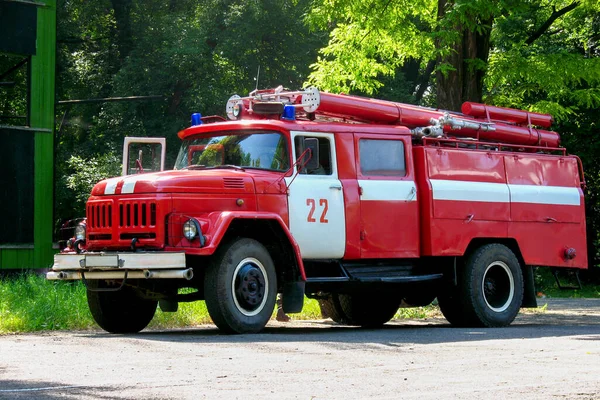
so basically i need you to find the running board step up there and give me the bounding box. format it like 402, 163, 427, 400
303, 261, 443, 284
305, 273, 443, 284
356, 273, 443, 283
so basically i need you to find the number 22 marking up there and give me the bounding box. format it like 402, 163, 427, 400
306, 198, 329, 223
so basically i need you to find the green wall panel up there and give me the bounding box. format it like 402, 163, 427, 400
0, 249, 34, 270
29, 0, 56, 270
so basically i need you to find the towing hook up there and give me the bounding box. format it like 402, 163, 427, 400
131, 238, 138, 252
74, 239, 85, 254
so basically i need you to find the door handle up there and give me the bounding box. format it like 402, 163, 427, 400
407, 187, 416, 201
330, 184, 342, 190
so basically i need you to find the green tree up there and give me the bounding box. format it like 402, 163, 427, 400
306, 0, 600, 111
54, 0, 324, 223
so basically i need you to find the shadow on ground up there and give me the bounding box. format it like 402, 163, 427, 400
0, 379, 131, 400
75, 298, 600, 347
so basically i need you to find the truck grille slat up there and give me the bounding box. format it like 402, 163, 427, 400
118, 200, 156, 228
88, 202, 113, 229
87, 199, 160, 247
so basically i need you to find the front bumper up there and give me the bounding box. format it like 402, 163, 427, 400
47, 252, 191, 281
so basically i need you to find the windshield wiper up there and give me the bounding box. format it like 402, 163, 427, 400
183, 164, 245, 171
205, 164, 245, 171
183, 165, 207, 170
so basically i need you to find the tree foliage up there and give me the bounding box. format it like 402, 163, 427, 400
55, 0, 325, 222
306, 0, 600, 111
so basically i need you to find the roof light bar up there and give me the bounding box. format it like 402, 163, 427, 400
225, 87, 321, 120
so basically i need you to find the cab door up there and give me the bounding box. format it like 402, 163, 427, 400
285, 131, 346, 259
355, 134, 419, 258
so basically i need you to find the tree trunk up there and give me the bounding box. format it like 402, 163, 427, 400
435, 0, 492, 111
110, 0, 133, 62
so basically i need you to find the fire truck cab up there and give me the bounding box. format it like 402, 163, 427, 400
48, 87, 587, 334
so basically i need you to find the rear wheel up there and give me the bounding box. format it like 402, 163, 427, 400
335, 292, 401, 327
318, 294, 348, 324
204, 238, 277, 334
87, 280, 157, 334
439, 244, 524, 327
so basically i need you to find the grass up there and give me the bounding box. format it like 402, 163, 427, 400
0, 274, 220, 333
0, 273, 94, 333
534, 267, 600, 299
0, 273, 442, 333
0, 270, 597, 333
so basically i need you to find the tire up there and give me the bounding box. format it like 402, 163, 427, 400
438, 288, 474, 327
402, 290, 437, 307
318, 294, 348, 324
87, 280, 157, 334
204, 238, 277, 334
335, 292, 401, 328
439, 244, 524, 327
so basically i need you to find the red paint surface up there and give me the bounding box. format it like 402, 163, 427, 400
85, 115, 587, 272
354, 133, 419, 258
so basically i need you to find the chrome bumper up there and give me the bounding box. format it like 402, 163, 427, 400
47, 252, 192, 280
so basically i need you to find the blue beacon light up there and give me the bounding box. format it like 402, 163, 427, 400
281, 105, 296, 121
191, 113, 203, 126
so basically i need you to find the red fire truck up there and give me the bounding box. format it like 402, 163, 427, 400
48, 87, 587, 334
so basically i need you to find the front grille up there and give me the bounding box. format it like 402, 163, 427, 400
89, 234, 112, 241
120, 233, 156, 240
88, 203, 112, 228
87, 197, 165, 250
119, 201, 156, 228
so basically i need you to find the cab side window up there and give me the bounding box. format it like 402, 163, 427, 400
295, 136, 332, 175
359, 139, 406, 176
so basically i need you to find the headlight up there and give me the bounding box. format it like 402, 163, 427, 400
74, 224, 86, 241
183, 219, 198, 240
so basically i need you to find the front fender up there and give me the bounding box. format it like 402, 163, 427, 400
165, 211, 306, 281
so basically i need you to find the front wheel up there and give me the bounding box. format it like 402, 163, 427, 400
439, 244, 524, 327
87, 280, 157, 334
204, 238, 277, 334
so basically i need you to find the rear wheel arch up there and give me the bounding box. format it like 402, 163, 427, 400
464, 238, 524, 266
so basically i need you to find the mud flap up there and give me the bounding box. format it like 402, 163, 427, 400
282, 281, 305, 313
521, 265, 537, 308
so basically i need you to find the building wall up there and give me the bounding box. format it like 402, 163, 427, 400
0, 0, 56, 270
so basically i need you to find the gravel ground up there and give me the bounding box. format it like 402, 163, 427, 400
0, 298, 599, 399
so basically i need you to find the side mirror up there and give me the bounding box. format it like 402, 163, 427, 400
303, 138, 319, 171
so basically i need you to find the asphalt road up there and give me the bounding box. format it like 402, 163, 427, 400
1, 298, 599, 400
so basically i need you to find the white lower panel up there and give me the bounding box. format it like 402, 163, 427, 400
285, 176, 346, 259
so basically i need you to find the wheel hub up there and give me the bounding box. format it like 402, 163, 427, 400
482, 261, 514, 313
235, 263, 266, 312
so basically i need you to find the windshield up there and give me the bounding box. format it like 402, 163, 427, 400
174, 130, 290, 171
